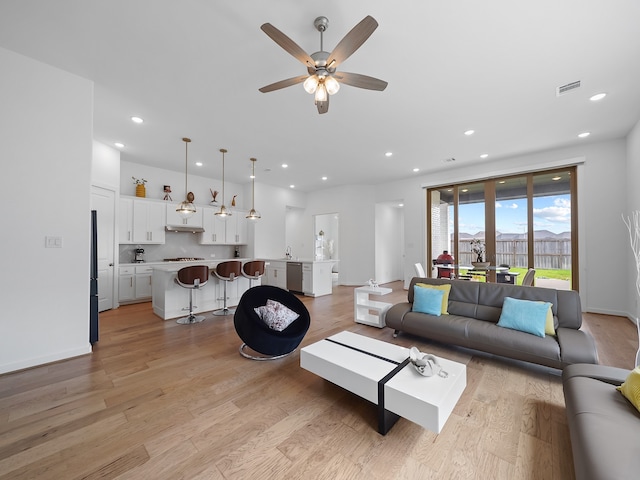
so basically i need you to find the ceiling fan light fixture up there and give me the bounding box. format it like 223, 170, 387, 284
177, 137, 195, 219
315, 83, 328, 102
324, 76, 340, 95
303, 75, 319, 94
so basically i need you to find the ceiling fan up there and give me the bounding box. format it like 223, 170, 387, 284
259, 15, 388, 114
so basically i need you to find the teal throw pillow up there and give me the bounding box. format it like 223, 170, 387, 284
497, 297, 552, 337
412, 285, 445, 316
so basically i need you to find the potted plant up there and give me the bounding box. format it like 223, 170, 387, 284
132, 177, 147, 197
470, 238, 489, 268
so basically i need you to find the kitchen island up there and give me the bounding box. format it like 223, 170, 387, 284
261, 258, 337, 297
151, 259, 253, 320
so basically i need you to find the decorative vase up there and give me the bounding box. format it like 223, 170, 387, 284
136, 184, 146, 198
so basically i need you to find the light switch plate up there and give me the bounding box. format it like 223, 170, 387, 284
45, 236, 63, 248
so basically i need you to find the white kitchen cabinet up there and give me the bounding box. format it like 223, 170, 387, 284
302, 263, 313, 294
118, 264, 153, 304
166, 202, 203, 228
118, 266, 135, 302
134, 265, 154, 299
132, 199, 166, 244
119, 197, 134, 244
264, 261, 287, 290
226, 212, 248, 244
199, 206, 226, 244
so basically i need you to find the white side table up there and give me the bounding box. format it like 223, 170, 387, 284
354, 285, 393, 328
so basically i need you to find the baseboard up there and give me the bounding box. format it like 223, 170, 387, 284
0, 345, 92, 375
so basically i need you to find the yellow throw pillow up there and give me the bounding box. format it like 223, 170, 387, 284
544, 306, 556, 336
415, 283, 451, 315
617, 366, 640, 413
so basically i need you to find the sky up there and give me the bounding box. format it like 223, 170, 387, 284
456, 194, 571, 235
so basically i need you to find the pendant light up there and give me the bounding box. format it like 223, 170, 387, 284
246, 157, 261, 220
215, 148, 231, 217
176, 137, 196, 218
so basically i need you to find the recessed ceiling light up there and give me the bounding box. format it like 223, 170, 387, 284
195, 162, 203, 167
590, 93, 607, 101
398, 203, 404, 207
321, 176, 327, 181
385, 152, 393, 157
464, 129, 475, 136
412, 168, 419, 172
462, 188, 469, 192
578, 132, 590, 138
282, 163, 288, 168
499, 180, 506, 184
552, 176, 562, 181
250, 174, 255, 179
131, 116, 144, 124
480, 153, 489, 159
114, 142, 124, 148
289, 184, 295, 188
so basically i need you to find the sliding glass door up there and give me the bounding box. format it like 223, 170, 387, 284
427, 167, 577, 289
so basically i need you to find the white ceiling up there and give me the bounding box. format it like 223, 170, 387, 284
1, 1, 639, 192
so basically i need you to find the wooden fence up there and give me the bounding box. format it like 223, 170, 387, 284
457, 239, 571, 269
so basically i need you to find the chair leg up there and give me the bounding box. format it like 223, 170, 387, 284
177, 288, 205, 324
238, 343, 295, 361
214, 280, 236, 316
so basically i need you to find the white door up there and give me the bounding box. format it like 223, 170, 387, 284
91, 186, 116, 311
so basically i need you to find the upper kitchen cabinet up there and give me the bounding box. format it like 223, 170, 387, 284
166, 202, 203, 228
199, 205, 226, 245
133, 199, 166, 244
119, 197, 165, 244
226, 211, 248, 244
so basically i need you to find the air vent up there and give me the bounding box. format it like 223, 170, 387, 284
557, 80, 581, 96
443, 157, 456, 163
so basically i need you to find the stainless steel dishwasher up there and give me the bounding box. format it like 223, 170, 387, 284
286, 262, 303, 294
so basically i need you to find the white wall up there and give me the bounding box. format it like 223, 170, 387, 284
626, 119, 640, 322
92, 141, 120, 188
0, 48, 93, 374
375, 204, 404, 284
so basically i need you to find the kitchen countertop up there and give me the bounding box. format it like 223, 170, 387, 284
261, 258, 338, 264
120, 258, 251, 268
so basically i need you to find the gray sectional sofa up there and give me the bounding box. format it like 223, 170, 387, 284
385, 277, 598, 369
563, 364, 639, 480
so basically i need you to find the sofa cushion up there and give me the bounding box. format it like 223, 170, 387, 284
496, 297, 551, 337
617, 365, 640, 413
416, 282, 451, 314
412, 286, 444, 316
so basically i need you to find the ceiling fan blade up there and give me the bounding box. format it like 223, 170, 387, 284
259, 75, 308, 93
327, 16, 378, 68
316, 96, 329, 114
334, 72, 388, 91
261, 23, 315, 68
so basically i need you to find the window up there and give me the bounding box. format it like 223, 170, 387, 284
427, 167, 577, 289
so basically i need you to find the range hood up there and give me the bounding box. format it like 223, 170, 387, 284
165, 225, 205, 233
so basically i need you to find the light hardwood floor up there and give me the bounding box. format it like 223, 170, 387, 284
0, 282, 636, 479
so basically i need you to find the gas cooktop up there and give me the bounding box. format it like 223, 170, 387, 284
163, 257, 205, 262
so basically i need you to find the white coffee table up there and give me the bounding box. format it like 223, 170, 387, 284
300, 331, 466, 434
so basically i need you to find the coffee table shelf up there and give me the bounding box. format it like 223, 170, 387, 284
354, 286, 393, 328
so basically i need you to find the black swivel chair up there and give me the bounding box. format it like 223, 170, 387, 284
174, 265, 209, 324
233, 285, 310, 360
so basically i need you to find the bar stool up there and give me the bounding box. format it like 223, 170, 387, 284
174, 265, 209, 324
242, 260, 266, 287
213, 260, 242, 316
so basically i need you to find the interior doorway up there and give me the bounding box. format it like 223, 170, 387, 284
314, 213, 339, 283
90, 186, 116, 311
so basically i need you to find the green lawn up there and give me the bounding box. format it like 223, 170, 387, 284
459, 267, 571, 285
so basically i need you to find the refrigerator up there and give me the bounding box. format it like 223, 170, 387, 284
90, 210, 99, 344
